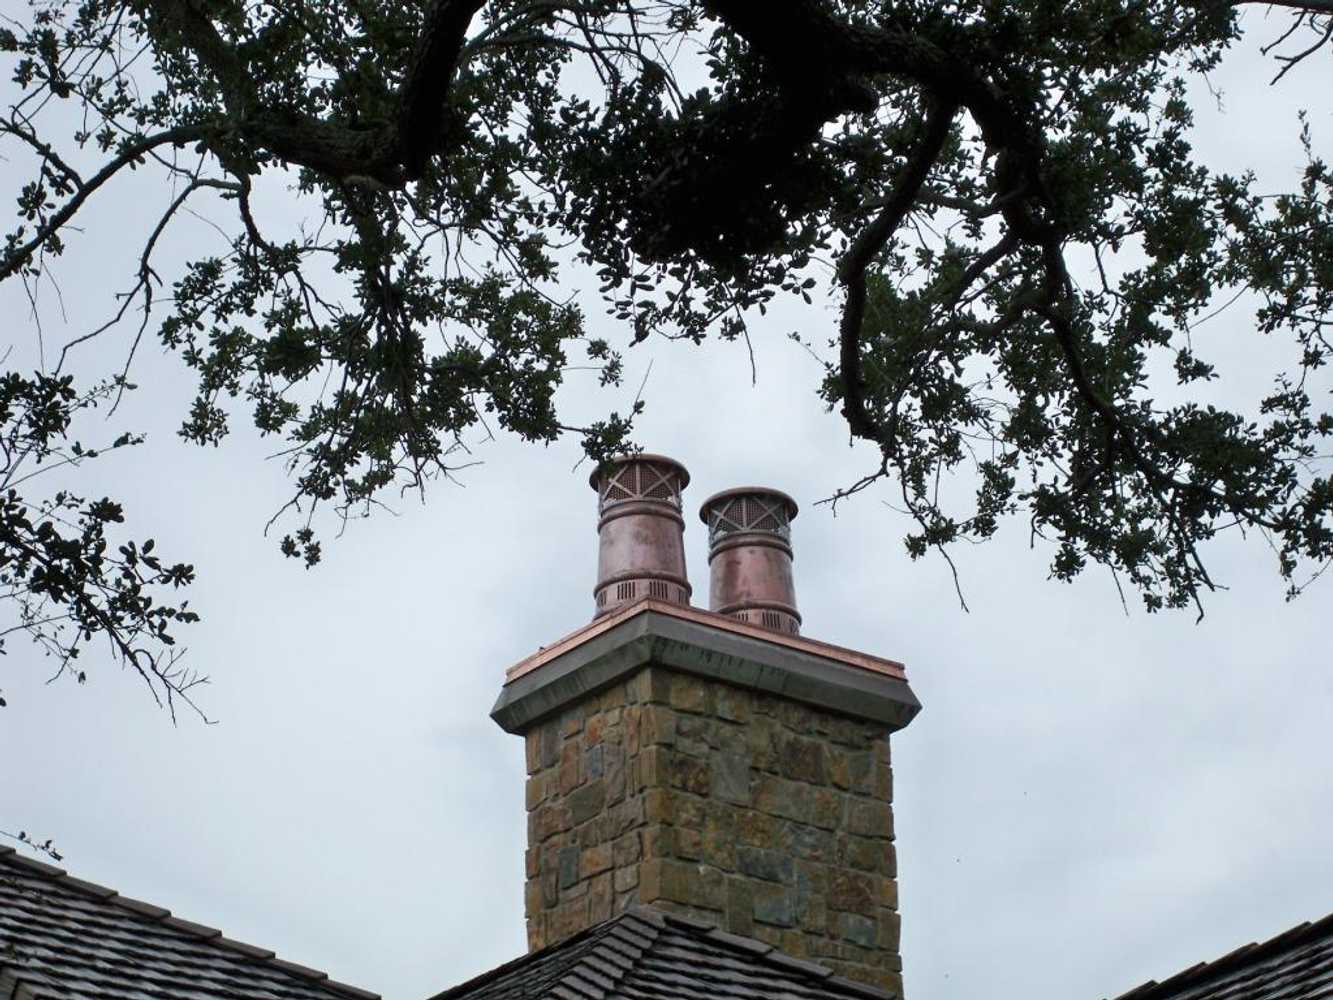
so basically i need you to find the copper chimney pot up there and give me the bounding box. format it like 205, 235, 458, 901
591, 454, 692, 619
699, 487, 801, 635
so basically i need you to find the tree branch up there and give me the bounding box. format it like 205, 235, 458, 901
0, 125, 212, 281
397, 0, 489, 179
836, 99, 958, 444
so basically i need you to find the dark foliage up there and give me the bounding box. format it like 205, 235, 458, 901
1, 0, 1331, 709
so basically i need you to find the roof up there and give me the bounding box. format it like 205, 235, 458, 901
430, 904, 895, 1000
1111, 911, 1333, 1000
0, 845, 378, 1000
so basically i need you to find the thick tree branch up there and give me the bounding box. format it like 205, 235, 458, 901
836, 99, 958, 443
397, 0, 489, 179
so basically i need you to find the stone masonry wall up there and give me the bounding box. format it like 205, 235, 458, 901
522, 664, 901, 994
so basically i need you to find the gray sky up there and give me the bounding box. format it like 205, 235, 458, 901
1, 12, 1331, 1000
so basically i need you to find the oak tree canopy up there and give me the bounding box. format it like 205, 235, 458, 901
1, 0, 1331, 713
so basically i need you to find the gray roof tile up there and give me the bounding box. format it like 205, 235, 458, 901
0, 845, 378, 1000
1111, 913, 1333, 1000
430, 906, 896, 1000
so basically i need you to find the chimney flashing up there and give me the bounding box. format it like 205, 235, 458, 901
490, 599, 921, 735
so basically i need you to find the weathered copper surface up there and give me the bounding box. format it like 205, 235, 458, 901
503, 598, 907, 684
699, 487, 802, 635
590, 455, 691, 618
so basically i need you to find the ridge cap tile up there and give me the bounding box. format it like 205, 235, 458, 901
160, 915, 222, 938
110, 894, 170, 918
50, 876, 116, 900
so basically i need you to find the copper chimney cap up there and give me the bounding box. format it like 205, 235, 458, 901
699, 486, 801, 635
590, 454, 692, 619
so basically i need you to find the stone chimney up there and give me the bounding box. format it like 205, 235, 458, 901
491, 458, 921, 996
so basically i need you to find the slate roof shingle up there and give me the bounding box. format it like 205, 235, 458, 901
0, 845, 378, 1000
1111, 912, 1333, 1000
430, 904, 896, 1000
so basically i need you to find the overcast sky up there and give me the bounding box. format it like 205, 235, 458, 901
1, 12, 1330, 1000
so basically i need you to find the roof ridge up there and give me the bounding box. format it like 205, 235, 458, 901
1109, 911, 1333, 1000
0, 845, 379, 1000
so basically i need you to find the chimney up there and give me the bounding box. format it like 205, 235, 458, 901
493, 455, 921, 997
700, 487, 801, 635
591, 454, 691, 619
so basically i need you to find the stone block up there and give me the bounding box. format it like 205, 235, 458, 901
558, 741, 581, 795
838, 912, 878, 949
605, 744, 627, 804
737, 845, 795, 883
530, 802, 570, 843
787, 823, 834, 862
848, 800, 893, 839
875, 763, 893, 802
848, 752, 875, 796
676, 828, 703, 860
540, 722, 560, 770
747, 716, 779, 771
581, 843, 613, 879
569, 780, 607, 826
525, 772, 548, 811
778, 735, 827, 784
558, 845, 580, 889
613, 831, 641, 868
674, 795, 705, 830
548, 898, 589, 942
668, 752, 712, 796
712, 752, 752, 805
811, 788, 844, 830
589, 872, 613, 922
737, 809, 779, 847
755, 775, 812, 824
701, 811, 737, 870
599, 681, 628, 711
525, 730, 542, 774
643, 788, 673, 825
641, 859, 725, 910
877, 908, 902, 951
560, 707, 584, 738
586, 743, 605, 780
715, 685, 752, 723
526, 917, 545, 954
641, 705, 677, 746
828, 870, 876, 916
614, 864, 639, 893
828, 750, 852, 790
752, 884, 797, 927
585, 712, 605, 746
878, 876, 899, 911
726, 877, 755, 936
524, 877, 543, 916
669, 674, 708, 713
794, 864, 827, 934
839, 834, 885, 873
603, 795, 642, 838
